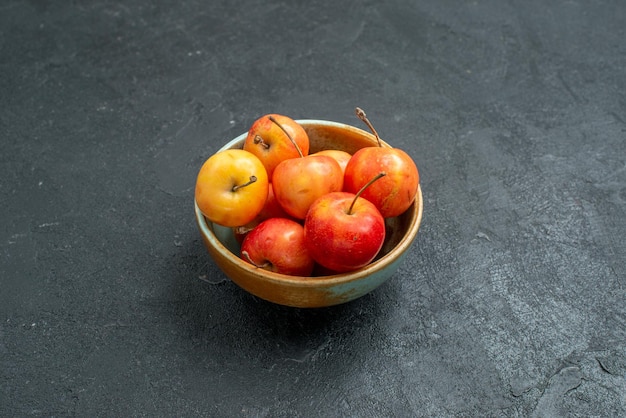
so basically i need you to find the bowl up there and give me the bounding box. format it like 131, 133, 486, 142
194, 119, 423, 308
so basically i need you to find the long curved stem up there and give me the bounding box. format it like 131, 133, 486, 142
269, 115, 303, 157
355, 107, 382, 147
347, 172, 386, 214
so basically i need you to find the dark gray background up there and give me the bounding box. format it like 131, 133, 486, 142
1, 0, 625, 416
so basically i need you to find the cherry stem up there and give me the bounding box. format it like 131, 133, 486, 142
241, 250, 271, 269
234, 225, 253, 235
269, 115, 303, 157
347, 172, 386, 215
355, 107, 383, 147
253, 135, 270, 149
232, 175, 257, 192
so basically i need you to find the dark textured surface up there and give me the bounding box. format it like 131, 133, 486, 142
1, 0, 625, 416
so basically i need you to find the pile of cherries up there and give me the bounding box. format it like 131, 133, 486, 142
195, 108, 419, 276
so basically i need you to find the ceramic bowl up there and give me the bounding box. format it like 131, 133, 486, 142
194, 119, 423, 308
